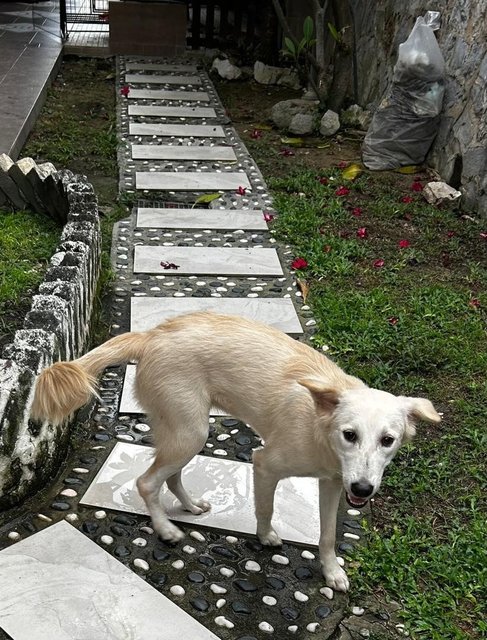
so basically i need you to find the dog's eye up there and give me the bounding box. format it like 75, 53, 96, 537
343, 430, 357, 443
381, 436, 395, 447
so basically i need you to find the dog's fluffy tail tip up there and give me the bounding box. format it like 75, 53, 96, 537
30, 361, 98, 426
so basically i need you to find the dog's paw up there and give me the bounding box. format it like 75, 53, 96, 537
323, 564, 349, 592
186, 498, 211, 515
155, 520, 185, 543
258, 529, 283, 547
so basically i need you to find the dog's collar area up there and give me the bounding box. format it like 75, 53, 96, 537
345, 493, 368, 508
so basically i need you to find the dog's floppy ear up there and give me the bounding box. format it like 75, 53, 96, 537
298, 379, 340, 414
400, 396, 442, 441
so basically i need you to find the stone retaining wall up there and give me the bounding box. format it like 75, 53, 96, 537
0, 174, 101, 509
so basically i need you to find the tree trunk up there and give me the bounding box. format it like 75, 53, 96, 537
327, 0, 353, 112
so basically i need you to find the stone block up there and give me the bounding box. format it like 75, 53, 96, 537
320, 110, 341, 137
0, 157, 27, 209
271, 99, 320, 130
0, 154, 46, 215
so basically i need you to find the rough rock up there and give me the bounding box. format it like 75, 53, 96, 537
289, 113, 315, 135
341, 104, 372, 129
254, 61, 301, 90
211, 58, 242, 80
423, 181, 462, 207
320, 110, 340, 136
271, 99, 320, 130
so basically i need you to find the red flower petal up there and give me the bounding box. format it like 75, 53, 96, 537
411, 181, 423, 192
351, 207, 362, 217
280, 148, 295, 157
480, 231, 487, 240
469, 298, 481, 308
388, 316, 399, 325
356, 227, 367, 238
319, 177, 329, 185
398, 239, 411, 249
373, 259, 385, 268
338, 161, 349, 168
250, 129, 263, 139
401, 195, 414, 203
263, 212, 274, 222
120, 85, 130, 97
236, 186, 246, 195
291, 257, 308, 270
335, 186, 350, 196
447, 230, 456, 238
160, 261, 180, 270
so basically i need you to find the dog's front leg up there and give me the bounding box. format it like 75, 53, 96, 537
253, 448, 283, 546
319, 477, 349, 592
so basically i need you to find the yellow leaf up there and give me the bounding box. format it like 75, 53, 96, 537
281, 136, 305, 146
297, 278, 310, 303
253, 123, 272, 131
397, 165, 420, 174
342, 163, 363, 181
193, 193, 222, 206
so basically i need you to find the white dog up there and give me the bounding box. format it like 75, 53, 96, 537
31, 312, 441, 591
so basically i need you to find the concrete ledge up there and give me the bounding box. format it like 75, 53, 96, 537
0, 175, 101, 510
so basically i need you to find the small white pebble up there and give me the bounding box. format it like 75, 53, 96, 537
65, 514, 78, 523
219, 567, 234, 578
132, 537, 147, 547
302, 305, 310, 311
133, 558, 149, 571
140, 526, 154, 534
170, 585, 185, 596
217, 434, 231, 441
213, 449, 228, 456
294, 591, 309, 602
72, 468, 89, 474
360, 630, 370, 638
117, 434, 134, 442
320, 586, 334, 600
172, 560, 185, 569
347, 509, 361, 516
134, 423, 150, 432
60, 489, 77, 498
210, 584, 227, 594
225, 535, 238, 544
344, 532, 360, 540
36, 514, 52, 523
94, 510, 106, 519
272, 554, 289, 565
301, 550, 315, 560
352, 606, 365, 616
100, 535, 113, 545
190, 531, 205, 542
305, 319, 317, 326
288, 626, 298, 634
263, 596, 277, 606
214, 616, 234, 629
216, 598, 226, 609
8, 531, 20, 541
307, 622, 320, 632
259, 621, 274, 633
182, 545, 196, 554
245, 560, 261, 572
337, 556, 345, 566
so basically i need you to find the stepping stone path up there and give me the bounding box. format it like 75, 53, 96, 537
0, 58, 373, 640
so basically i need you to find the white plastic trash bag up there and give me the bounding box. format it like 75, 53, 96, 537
362, 12, 446, 170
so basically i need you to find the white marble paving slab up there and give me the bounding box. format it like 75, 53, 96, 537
80, 443, 320, 546
137, 207, 268, 229
130, 297, 303, 334
128, 89, 210, 101
128, 105, 216, 118
0, 520, 219, 640
134, 246, 283, 276
125, 62, 198, 72
119, 364, 227, 415
131, 145, 236, 161
136, 171, 251, 191
129, 123, 225, 137
126, 73, 202, 85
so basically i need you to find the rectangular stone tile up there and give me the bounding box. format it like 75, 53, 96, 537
136, 171, 251, 191
126, 73, 202, 85
120, 364, 227, 415
80, 443, 320, 546
127, 89, 210, 101
128, 105, 216, 118
134, 246, 283, 276
125, 62, 197, 72
130, 297, 303, 334
129, 123, 225, 137
0, 520, 220, 640
131, 145, 236, 161
137, 207, 268, 229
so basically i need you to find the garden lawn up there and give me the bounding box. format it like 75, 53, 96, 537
269, 169, 486, 640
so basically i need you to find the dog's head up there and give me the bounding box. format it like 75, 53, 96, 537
299, 380, 441, 507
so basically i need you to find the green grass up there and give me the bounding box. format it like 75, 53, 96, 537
269, 169, 487, 638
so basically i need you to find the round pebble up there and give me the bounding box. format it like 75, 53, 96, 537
301, 550, 315, 560
170, 585, 185, 596
337, 556, 345, 567
245, 560, 261, 572
60, 489, 77, 498
217, 434, 231, 441
258, 621, 274, 633
140, 526, 154, 534
271, 554, 289, 565
210, 584, 227, 594
347, 509, 361, 516
182, 545, 196, 554
352, 606, 365, 616
133, 558, 149, 571
100, 535, 113, 545
216, 598, 226, 609
294, 591, 309, 602
65, 514, 78, 523
213, 449, 228, 456
172, 560, 185, 569
190, 530, 205, 542
288, 626, 298, 634
320, 586, 334, 600
8, 531, 20, 541
219, 567, 234, 578
263, 596, 277, 606
132, 537, 147, 547
72, 468, 89, 474
225, 535, 238, 544
214, 616, 234, 629
307, 622, 320, 632
135, 423, 150, 432
344, 532, 360, 540
316, 605, 331, 619
94, 510, 107, 519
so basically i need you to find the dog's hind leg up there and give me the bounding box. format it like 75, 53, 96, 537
167, 470, 211, 515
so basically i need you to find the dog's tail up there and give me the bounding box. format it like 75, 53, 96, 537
31, 331, 147, 425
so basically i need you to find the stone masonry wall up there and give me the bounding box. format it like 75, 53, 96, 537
352, 0, 487, 215
0, 175, 101, 509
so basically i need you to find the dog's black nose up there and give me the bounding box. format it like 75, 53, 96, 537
351, 481, 374, 498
